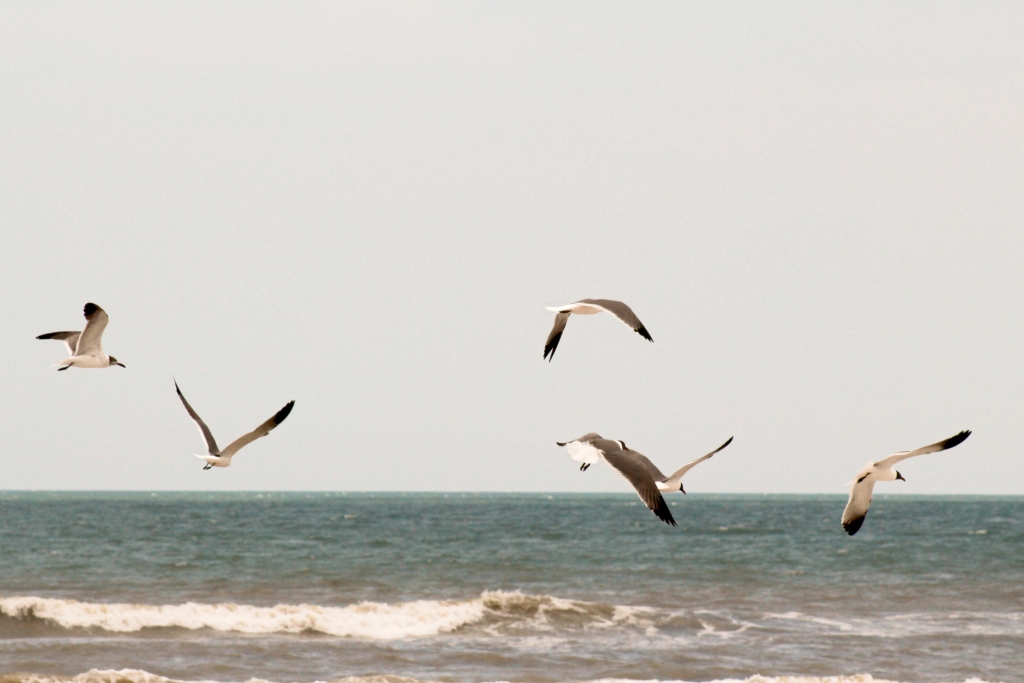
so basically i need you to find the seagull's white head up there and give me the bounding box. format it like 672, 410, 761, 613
109, 356, 125, 368
896, 471, 906, 481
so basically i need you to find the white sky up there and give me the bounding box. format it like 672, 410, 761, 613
1, 2, 1021, 494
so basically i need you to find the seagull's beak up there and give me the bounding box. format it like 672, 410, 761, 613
896, 471, 905, 481
115, 362, 126, 368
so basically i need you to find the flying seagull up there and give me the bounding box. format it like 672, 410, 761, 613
841, 430, 971, 536
37, 303, 125, 370
175, 380, 295, 469
557, 434, 733, 526
544, 299, 652, 361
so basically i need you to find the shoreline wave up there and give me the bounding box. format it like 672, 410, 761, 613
0, 669, 1006, 683
2, 593, 1022, 641
0, 592, 653, 640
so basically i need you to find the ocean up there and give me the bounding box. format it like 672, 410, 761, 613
0, 492, 1020, 683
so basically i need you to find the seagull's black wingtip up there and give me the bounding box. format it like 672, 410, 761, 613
637, 326, 653, 343
654, 496, 677, 527
274, 401, 295, 425
543, 333, 561, 362
83, 303, 100, 317
944, 430, 972, 450
843, 516, 865, 536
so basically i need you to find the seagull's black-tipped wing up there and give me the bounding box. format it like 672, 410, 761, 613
544, 312, 570, 361
841, 474, 876, 536
878, 430, 972, 468
665, 436, 734, 483
76, 303, 109, 356
36, 331, 82, 356
175, 380, 220, 455
578, 299, 653, 342
600, 445, 677, 526
219, 400, 295, 459
842, 513, 866, 536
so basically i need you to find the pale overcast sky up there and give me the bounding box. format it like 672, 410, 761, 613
1, 2, 1021, 493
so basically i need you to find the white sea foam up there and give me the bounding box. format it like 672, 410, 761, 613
0, 669, 1006, 683
764, 610, 1024, 638
0, 595, 485, 639
3, 593, 1022, 642
0, 591, 648, 640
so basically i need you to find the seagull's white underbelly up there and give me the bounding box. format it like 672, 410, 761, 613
195, 454, 231, 467
565, 441, 602, 464
66, 354, 108, 368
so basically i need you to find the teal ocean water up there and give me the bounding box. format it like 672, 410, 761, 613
0, 492, 1021, 683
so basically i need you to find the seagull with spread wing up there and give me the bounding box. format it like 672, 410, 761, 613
543, 299, 652, 361
557, 434, 733, 526
37, 303, 125, 370
175, 380, 295, 470
841, 430, 971, 535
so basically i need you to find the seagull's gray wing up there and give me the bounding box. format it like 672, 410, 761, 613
543, 311, 571, 361
556, 432, 603, 447
577, 299, 653, 342
622, 447, 668, 481
665, 436, 734, 482
842, 474, 876, 536
877, 430, 971, 468
219, 400, 295, 459
175, 381, 220, 455
600, 445, 676, 526
36, 331, 81, 356
75, 303, 109, 356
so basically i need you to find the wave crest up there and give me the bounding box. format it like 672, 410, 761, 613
0, 591, 644, 640
0, 670, 1005, 683
0, 595, 486, 640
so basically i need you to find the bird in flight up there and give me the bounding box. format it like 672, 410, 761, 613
543, 299, 652, 361
557, 434, 732, 526
841, 430, 971, 535
37, 303, 125, 370
175, 380, 295, 470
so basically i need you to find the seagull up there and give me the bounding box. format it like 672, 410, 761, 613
841, 430, 971, 535
36, 303, 125, 370
175, 380, 295, 470
544, 299, 652, 361
557, 434, 733, 526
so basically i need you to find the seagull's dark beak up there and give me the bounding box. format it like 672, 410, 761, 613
556, 442, 566, 447
115, 362, 126, 368
896, 471, 905, 481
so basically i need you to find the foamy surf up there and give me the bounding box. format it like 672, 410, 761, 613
0, 670, 1005, 683
0, 592, 651, 640
0, 595, 485, 639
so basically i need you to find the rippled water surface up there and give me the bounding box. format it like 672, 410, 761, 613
0, 492, 1021, 683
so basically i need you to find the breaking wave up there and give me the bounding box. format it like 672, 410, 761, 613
0, 669, 1004, 683
2, 593, 1021, 642
0, 592, 653, 640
